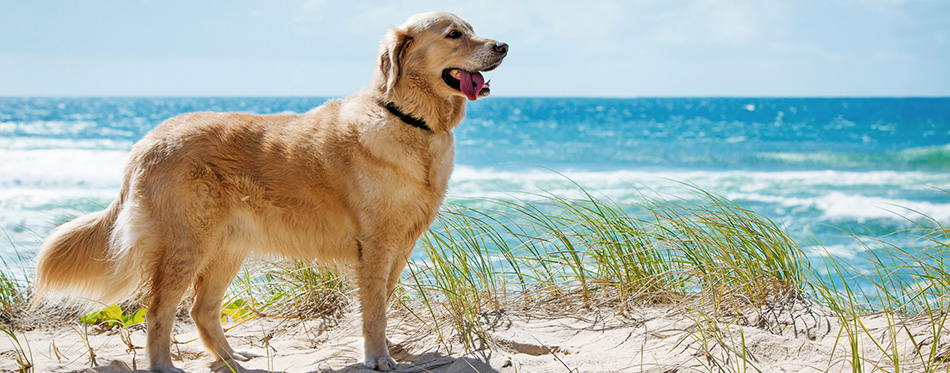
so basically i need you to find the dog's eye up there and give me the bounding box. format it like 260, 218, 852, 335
445, 30, 462, 39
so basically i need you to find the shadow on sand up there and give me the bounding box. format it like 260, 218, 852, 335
309, 352, 503, 373
78, 351, 504, 373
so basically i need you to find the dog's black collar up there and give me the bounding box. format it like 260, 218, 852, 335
381, 101, 431, 132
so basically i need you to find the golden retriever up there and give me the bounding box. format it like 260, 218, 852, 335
33, 11, 506, 372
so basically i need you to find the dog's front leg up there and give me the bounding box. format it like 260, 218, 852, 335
356, 242, 398, 371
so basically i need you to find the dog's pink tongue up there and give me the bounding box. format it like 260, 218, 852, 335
459, 70, 485, 101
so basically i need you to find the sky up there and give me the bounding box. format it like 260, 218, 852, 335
1, 0, 948, 97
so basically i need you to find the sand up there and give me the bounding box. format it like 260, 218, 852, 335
2, 298, 947, 372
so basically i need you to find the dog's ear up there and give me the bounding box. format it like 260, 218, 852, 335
379, 27, 413, 96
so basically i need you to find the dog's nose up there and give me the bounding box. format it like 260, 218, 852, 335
493, 42, 508, 55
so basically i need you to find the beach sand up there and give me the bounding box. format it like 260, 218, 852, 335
3, 298, 946, 372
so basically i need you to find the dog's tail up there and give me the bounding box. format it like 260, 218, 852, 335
32, 197, 139, 306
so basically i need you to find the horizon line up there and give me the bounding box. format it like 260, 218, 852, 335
2, 94, 949, 100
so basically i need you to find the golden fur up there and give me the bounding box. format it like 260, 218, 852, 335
33, 12, 506, 372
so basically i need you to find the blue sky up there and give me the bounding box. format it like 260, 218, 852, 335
1, 0, 948, 97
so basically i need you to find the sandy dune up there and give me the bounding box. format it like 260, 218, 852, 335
3, 297, 947, 372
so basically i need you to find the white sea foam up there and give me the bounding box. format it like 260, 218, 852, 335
814, 192, 950, 222
803, 243, 870, 259
0, 120, 97, 136
450, 166, 946, 188
0, 148, 128, 255
0, 137, 134, 150
449, 166, 950, 223
0, 148, 128, 189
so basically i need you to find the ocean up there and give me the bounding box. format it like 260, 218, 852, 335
1, 97, 949, 280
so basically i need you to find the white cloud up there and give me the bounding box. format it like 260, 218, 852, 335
852, 0, 916, 11
647, 0, 785, 46
291, 0, 630, 47
303, 0, 329, 10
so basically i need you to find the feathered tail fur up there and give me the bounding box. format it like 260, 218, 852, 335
32, 198, 140, 306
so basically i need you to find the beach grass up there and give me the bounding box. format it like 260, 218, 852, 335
1, 183, 949, 372
0, 231, 34, 372
398, 184, 949, 371
226, 259, 350, 321
809, 201, 950, 372
394, 182, 812, 362
0, 231, 32, 325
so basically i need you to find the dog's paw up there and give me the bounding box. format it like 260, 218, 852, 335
231, 349, 263, 361
211, 358, 247, 373
364, 355, 397, 371
151, 362, 187, 373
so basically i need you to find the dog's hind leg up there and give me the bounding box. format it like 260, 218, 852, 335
190, 251, 258, 364
145, 245, 202, 373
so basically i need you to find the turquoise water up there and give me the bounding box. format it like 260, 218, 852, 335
1, 97, 948, 275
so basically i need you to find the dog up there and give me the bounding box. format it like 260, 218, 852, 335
33, 11, 506, 372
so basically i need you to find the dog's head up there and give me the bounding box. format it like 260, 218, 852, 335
377, 12, 508, 102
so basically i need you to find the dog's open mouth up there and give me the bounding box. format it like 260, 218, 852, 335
442, 68, 492, 101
